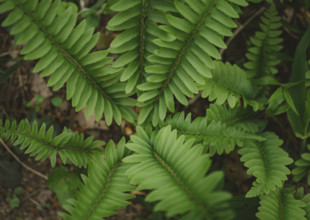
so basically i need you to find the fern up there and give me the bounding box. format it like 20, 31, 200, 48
60, 138, 135, 220
256, 187, 307, 220
107, 0, 175, 94
0, 0, 136, 125
200, 61, 264, 110
0, 119, 104, 168
206, 103, 266, 133
244, 3, 283, 79
137, 0, 248, 125
158, 110, 265, 155
292, 144, 310, 185
238, 132, 293, 197
303, 194, 310, 219
124, 126, 234, 219
0, 0, 309, 219
296, 187, 310, 219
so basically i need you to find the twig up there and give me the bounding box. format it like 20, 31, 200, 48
187, 7, 266, 107
0, 106, 9, 118
0, 138, 48, 180
219, 7, 266, 56
80, 0, 85, 9
0, 51, 15, 58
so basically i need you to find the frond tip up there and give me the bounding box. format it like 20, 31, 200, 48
124, 126, 234, 219
0, 119, 104, 168
158, 111, 265, 156
0, 0, 137, 125
137, 0, 247, 125
256, 187, 307, 220
201, 61, 259, 108
60, 138, 135, 220
244, 3, 283, 78
292, 144, 310, 185
238, 132, 293, 197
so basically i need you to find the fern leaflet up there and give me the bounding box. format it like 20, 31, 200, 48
0, 0, 137, 125
206, 103, 266, 133
244, 3, 283, 79
137, 0, 248, 125
107, 0, 175, 93
238, 132, 293, 197
158, 111, 265, 155
292, 144, 310, 185
0, 119, 104, 168
200, 61, 264, 110
124, 126, 234, 219
60, 138, 135, 220
256, 187, 307, 220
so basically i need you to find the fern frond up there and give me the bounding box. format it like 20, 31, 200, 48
238, 132, 293, 197
296, 187, 310, 219
302, 194, 310, 219
244, 3, 283, 79
292, 144, 310, 185
60, 138, 135, 220
137, 0, 248, 125
0, 119, 104, 168
107, 0, 175, 93
158, 111, 265, 155
124, 126, 234, 219
0, 0, 136, 125
206, 104, 266, 133
256, 187, 307, 220
200, 61, 263, 110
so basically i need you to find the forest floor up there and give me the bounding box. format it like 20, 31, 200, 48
0, 1, 309, 219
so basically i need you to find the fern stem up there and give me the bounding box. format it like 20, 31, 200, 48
301, 138, 307, 153
278, 188, 284, 219
139, 0, 148, 78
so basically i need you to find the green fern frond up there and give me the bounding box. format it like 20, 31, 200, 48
158, 111, 265, 155
124, 126, 234, 219
206, 104, 266, 133
137, 0, 248, 125
60, 138, 135, 220
0, 0, 136, 125
302, 194, 310, 219
201, 61, 261, 109
107, 0, 175, 93
244, 3, 283, 79
0, 119, 104, 168
256, 187, 307, 220
296, 187, 310, 219
238, 132, 293, 197
292, 144, 310, 185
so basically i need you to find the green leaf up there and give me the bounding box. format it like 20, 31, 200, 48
8, 196, 20, 208
288, 26, 310, 115
35, 95, 44, 105
0, 59, 23, 83
287, 26, 310, 138
48, 167, 80, 206
283, 88, 299, 115
125, 126, 234, 219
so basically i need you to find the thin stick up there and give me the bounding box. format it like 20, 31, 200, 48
188, 7, 266, 107
0, 106, 9, 118
219, 7, 266, 56
0, 138, 48, 180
